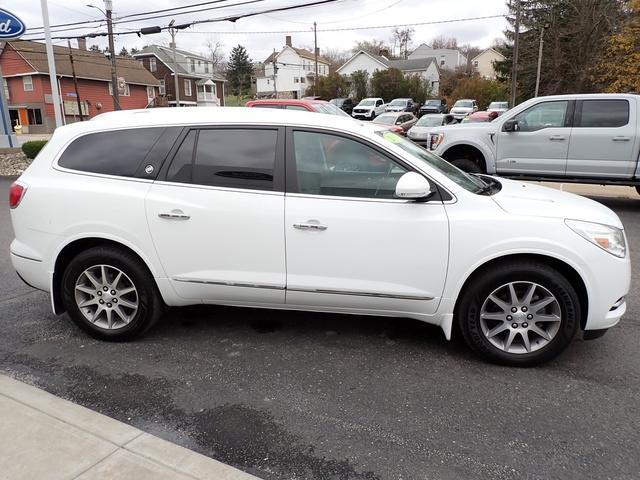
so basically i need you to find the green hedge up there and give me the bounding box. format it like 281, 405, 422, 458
21, 140, 48, 159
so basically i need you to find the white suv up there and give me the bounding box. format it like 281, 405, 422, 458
9, 107, 630, 366
352, 98, 386, 120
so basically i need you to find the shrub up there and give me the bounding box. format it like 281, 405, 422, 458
21, 140, 48, 159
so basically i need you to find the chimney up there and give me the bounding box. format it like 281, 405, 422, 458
285, 35, 292, 47
77, 37, 87, 50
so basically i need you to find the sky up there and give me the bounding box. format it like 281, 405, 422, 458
14, 0, 509, 63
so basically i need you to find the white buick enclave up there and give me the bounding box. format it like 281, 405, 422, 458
9, 107, 630, 366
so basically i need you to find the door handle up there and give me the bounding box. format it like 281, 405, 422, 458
549, 135, 566, 141
612, 136, 630, 142
293, 222, 328, 231
158, 210, 190, 220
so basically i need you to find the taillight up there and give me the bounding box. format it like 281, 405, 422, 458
9, 182, 27, 209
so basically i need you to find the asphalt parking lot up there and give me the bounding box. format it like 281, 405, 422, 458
1, 176, 639, 480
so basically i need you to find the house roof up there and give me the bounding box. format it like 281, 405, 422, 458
4, 40, 159, 86
471, 47, 506, 62
263, 46, 330, 65
133, 45, 226, 82
336, 50, 437, 74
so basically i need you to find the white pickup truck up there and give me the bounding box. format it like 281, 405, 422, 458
429, 93, 640, 192
352, 97, 386, 120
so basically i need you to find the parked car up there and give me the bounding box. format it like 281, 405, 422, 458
461, 111, 499, 123
352, 97, 386, 120
372, 112, 418, 135
330, 97, 355, 115
429, 93, 640, 193
450, 99, 478, 121
9, 107, 630, 366
385, 98, 418, 114
245, 99, 350, 117
487, 101, 509, 116
419, 99, 448, 116
407, 114, 456, 147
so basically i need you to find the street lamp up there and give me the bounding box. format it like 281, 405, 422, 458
87, 2, 120, 110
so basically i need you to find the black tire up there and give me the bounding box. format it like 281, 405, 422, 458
457, 261, 580, 367
451, 158, 483, 174
61, 246, 163, 341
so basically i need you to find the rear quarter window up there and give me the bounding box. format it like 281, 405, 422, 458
58, 127, 179, 178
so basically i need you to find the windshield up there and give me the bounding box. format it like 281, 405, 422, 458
489, 102, 508, 109
315, 103, 351, 117
376, 130, 486, 193
373, 115, 396, 125
358, 99, 375, 106
426, 100, 441, 106
454, 100, 473, 108
416, 116, 443, 127
389, 99, 407, 106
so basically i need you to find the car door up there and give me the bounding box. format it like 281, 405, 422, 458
145, 126, 286, 304
375, 99, 384, 115
284, 128, 449, 316
495, 100, 572, 176
566, 98, 637, 178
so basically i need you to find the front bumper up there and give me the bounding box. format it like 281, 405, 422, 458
352, 110, 374, 119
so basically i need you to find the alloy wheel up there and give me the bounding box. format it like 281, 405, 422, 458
74, 264, 139, 330
479, 281, 562, 354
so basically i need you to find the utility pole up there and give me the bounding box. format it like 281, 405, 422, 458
40, 0, 63, 128
510, 0, 521, 107
534, 24, 548, 98
170, 26, 181, 107
67, 40, 84, 121
272, 48, 278, 98
313, 21, 318, 96
104, 0, 120, 110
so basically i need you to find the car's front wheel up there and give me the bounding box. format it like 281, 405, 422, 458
458, 261, 580, 366
61, 246, 163, 341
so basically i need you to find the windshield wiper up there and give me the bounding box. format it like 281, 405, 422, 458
472, 174, 495, 195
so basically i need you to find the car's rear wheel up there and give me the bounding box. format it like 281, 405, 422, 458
61, 246, 163, 341
451, 158, 482, 173
458, 261, 580, 366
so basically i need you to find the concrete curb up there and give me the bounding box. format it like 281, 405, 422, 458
0, 374, 261, 480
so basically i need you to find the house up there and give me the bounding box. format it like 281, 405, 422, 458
256, 36, 330, 99
133, 44, 225, 107
336, 50, 440, 95
409, 43, 467, 70
471, 48, 505, 80
0, 39, 159, 134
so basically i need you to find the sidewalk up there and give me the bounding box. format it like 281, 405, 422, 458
0, 374, 260, 480
536, 181, 640, 200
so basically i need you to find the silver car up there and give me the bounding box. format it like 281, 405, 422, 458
487, 101, 509, 116
407, 114, 456, 146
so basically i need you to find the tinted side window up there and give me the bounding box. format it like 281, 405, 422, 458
166, 130, 196, 184
578, 100, 629, 128
292, 131, 408, 199
59, 128, 165, 177
193, 129, 277, 190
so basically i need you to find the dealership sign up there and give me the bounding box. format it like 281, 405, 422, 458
0, 8, 26, 39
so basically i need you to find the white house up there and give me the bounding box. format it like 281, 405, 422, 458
256, 36, 331, 98
336, 50, 440, 95
409, 43, 467, 70
471, 48, 505, 79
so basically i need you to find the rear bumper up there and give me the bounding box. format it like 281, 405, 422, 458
10, 251, 49, 292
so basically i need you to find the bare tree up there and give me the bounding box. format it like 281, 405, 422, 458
352, 39, 394, 58
430, 35, 458, 49
321, 48, 351, 73
392, 27, 414, 59
459, 43, 482, 74
204, 38, 225, 73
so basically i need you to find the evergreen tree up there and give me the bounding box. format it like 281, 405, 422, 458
119, 46, 129, 57
350, 70, 369, 101
495, 0, 626, 102
226, 45, 254, 97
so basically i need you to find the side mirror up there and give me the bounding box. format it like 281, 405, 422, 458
503, 119, 520, 132
395, 172, 433, 200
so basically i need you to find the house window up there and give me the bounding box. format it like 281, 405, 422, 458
204, 62, 209, 73
27, 108, 43, 125
159, 79, 165, 95
198, 60, 201, 67
23, 75, 33, 92
108, 82, 130, 96
294, 77, 299, 83
189, 59, 195, 72
473, 60, 479, 67
300, 77, 305, 84
146, 86, 155, 102
184, 79, 192, 97
149, 57, 157, 72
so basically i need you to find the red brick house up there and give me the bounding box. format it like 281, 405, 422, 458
133, 44, 225, 107
0, 40, 160, 134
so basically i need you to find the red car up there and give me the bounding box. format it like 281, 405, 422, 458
461, 110, 499, 123
245, 99, 351, 117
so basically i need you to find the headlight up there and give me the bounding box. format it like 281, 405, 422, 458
565, 219, 626, 258
430, 133, 444, 150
